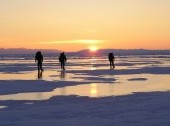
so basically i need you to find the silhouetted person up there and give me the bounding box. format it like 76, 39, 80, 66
59, 52, 67, 70
35, 51, 43, 71
108, 52, 115, 69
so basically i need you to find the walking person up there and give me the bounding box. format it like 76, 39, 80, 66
59, 52, 67, 70
108, 52, 115, 69
35, 51, 43, 71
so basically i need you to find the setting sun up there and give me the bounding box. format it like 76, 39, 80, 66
89, 46, 98, 52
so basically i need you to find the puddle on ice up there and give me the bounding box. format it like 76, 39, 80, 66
0, 74, 170, 101
0, 70, 115, 82
0, 70, 84, 82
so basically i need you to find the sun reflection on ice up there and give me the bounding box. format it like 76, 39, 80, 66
90, 84, 98, 97
90, 67, 97, 70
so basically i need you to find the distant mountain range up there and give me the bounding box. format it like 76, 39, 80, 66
75, 49, 170, 56
0, 48, 170, 56
0, 48, 61, 54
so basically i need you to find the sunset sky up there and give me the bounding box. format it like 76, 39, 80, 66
0, 0, 170, 51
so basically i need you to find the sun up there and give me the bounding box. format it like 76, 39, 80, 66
89, 46, 98, 52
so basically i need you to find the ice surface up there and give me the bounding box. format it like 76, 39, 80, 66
0, 55, 170, 126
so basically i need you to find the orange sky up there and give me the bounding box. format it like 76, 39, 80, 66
0, 0, 170, 51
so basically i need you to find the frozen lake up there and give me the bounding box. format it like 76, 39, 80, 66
0, 55, 170, 100
0, 55, 170, 126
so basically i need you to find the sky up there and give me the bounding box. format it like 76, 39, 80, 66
0, 0, 170, 51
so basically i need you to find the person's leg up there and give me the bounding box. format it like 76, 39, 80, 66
111, 61, 113, 68
63, 62, 65, 70
40, 62, 43, 71
109, 61, 112, 69
38, 62, 40, 71
61, 62, 63, 69
110, 60, 114, 69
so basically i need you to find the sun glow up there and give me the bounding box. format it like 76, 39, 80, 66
89, 46, 98, 52
41, 40, 103, 44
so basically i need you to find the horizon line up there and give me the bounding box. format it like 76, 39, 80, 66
0, 47, 170, 52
